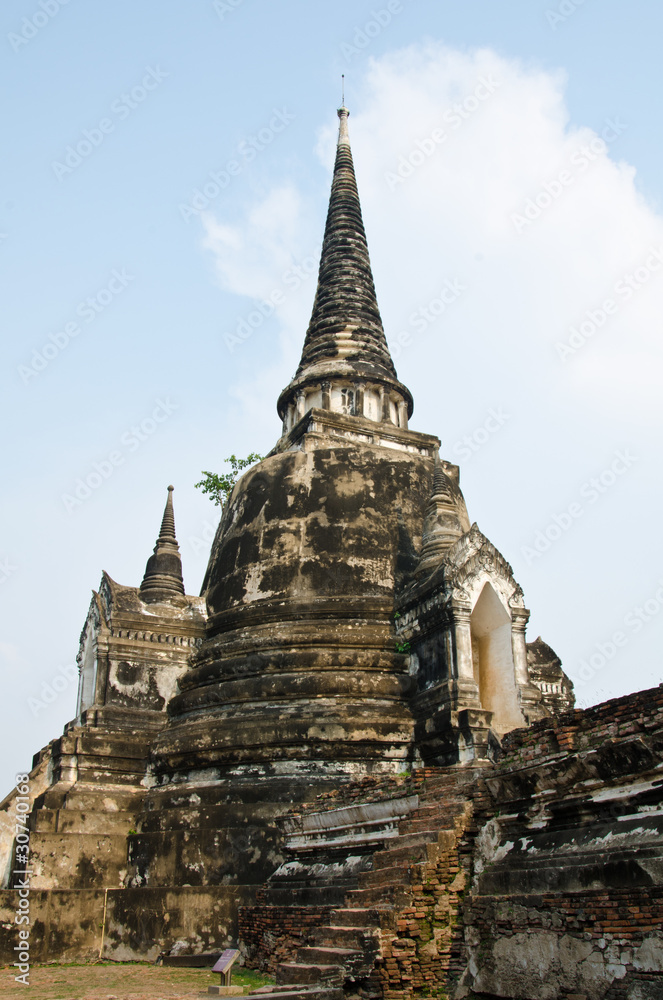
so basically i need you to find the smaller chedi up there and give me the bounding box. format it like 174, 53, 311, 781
0, 103, 572, 962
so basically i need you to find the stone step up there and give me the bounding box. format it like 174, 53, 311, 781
276, 963, 343, 986
259, 887, 347, 907
296, 946, 357, 967
57, 809, 137, 835
74, 735, 151, 757
409, 802, 450, 816
139, 800, 293, 832
399, 816, 455, 834
345, 885, 410, 907
389, 829, 456, 850
34, 785, 142, 813
359, 864, 414, 888
419, 772, 471, 796
248, 989, 343, 1000
371, 841, 432, 869
75, 708, 165, 734
421, 766, 483, 788
75, 753, 147, 773
329, 908, 381, 927
251, 987, 297, 995
312, 926, 374, 950
32, 809, 58, 832
401, 808, 461, 827
74, 766, 145, 785
31, 808, 137, 835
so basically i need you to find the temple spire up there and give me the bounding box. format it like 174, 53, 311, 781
277, 105, 413, 428
140, 486, 186, 604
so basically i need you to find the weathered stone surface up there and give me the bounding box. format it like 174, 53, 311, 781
103, 886, 257, 962
459, 684, 663, 1000
0, 888, 105, 963
527, 634, 576, 716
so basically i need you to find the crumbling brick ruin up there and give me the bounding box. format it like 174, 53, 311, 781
1, 105, 660, 1000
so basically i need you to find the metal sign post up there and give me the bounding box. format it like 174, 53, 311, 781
206, 948, 242, 996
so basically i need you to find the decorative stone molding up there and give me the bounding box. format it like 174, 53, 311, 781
109, 628, 201, 647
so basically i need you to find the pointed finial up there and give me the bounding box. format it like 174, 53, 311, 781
341, 74, 345, 106
139, 484, 185, 603
158, 484, 177, 542
337, 102, 350, 146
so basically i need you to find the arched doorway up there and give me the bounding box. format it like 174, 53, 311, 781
470, 583, 524, 735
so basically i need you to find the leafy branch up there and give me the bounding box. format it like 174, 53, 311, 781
195, 453, 264, 507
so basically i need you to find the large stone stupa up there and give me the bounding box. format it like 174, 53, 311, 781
0, 105, 571, 963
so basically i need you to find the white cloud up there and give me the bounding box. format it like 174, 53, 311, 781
202, 185, 302, 296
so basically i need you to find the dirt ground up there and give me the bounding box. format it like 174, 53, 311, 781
0, 963, 274, 1000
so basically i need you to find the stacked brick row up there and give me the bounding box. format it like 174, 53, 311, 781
238, 897, 334, 975
376, 846, 468, 998
292, 773, 422, 816
499, 683, 663, 759
370, 771, 481, 999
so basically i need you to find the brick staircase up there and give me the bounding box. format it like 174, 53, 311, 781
247, 766, 483, 1000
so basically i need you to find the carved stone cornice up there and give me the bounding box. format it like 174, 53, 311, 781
108, 628, 202, 648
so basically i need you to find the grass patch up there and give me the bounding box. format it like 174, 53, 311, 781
0, 961, 275, 1000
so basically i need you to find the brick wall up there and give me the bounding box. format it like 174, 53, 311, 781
458, 684, 663, 999
238, 898, 333, 974
239, 685, 663, 999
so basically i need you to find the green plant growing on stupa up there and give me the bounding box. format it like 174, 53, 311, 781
195, 453, 264, 507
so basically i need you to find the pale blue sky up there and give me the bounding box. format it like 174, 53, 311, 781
2, 0, 663, 793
